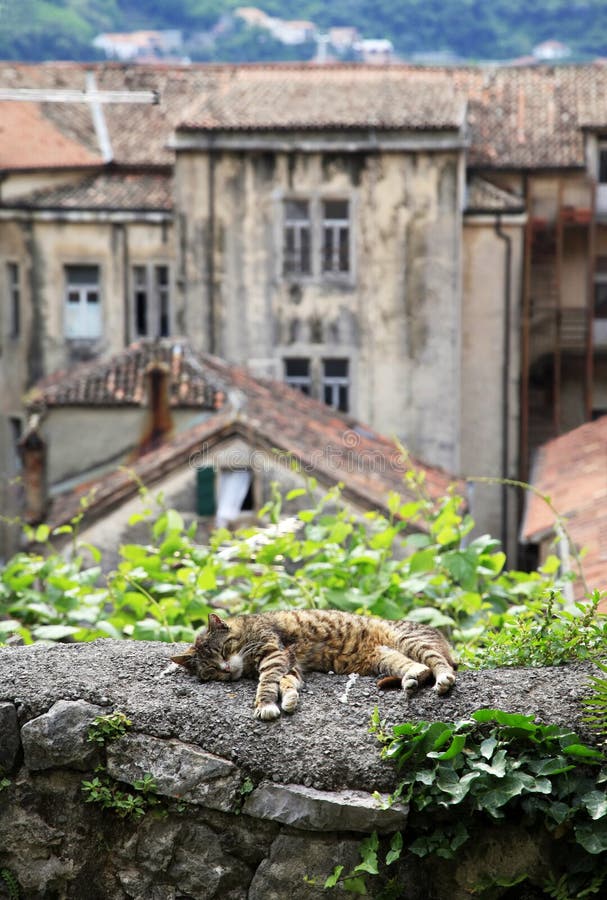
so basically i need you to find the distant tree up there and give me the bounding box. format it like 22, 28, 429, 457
189, 21, 316, 64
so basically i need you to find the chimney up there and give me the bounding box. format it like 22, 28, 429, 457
18, 415, 48, 524
137, 361, 174, 456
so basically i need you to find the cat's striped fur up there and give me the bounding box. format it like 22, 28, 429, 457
172, 609, 456, 721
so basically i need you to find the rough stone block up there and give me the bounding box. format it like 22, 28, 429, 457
243, 782, 408, 833
106, 733, 241, 812
248, 833, 362, 900
20, 699, 105, 771
0, 702, 20, 774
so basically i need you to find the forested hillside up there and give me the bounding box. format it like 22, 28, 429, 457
2, 0, 607, 63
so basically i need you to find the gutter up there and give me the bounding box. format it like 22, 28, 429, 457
494, 214, 512, 550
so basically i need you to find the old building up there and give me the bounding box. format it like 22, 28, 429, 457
2, 62, 607, 565
19, 338, 456, 570
521, 413, 607, 608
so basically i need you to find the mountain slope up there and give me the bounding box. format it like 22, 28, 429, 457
2, 0, 606, 63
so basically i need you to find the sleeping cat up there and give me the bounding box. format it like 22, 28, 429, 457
171, 609, 457, 721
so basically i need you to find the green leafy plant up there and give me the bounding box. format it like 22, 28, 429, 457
0, 478, 604, 674
81, 770, 163, 821
87, 712, 132, 746
584, 661, 607, 743
368, 709, 607, 897
0, 868, 20, 900
323, 831, 403, 896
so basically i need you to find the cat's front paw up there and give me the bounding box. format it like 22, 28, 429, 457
280, 688, 299, 714
254, 702, 281, 721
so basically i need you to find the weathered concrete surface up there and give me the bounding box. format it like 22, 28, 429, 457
0, 640, 597, 792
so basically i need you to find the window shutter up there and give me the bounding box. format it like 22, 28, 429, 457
196, 466, 216, 516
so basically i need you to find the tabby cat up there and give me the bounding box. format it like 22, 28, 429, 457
171, 609, 456, 721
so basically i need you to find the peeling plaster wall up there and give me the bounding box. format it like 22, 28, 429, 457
41, 407, 209, 486
461, 219, 524, 548
0, 642, 597, 900
174, 146, 463, 473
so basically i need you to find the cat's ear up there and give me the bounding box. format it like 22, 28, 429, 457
171, 647, 196, 668
207, 613, 229, 632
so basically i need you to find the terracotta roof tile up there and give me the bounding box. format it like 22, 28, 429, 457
6, 172, 173, 211
521, 416, 607, 601
179, 66, 467, 131
3, 62, 607, 175
27, 340, 222, 409
0, 100, 101, 170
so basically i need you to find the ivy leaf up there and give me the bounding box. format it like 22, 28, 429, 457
428, 733, 467, 761
32, 624, 79, 641
343, 876, 368, 894
581, 790, 607, 820
575, 820, 607, 854
324, 865, 344, 888
386, 831, 403, 866
480, 736, 497, 759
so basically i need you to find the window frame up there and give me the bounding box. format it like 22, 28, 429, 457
284, 357, 312, 395
64, 263, 102, 340
280, 195, 354, 284
322, 358, 350, 412
321, 199, 351, 277
130, 262, 172, 339
6, 262, 20, 339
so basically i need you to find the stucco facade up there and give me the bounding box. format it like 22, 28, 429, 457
174, 137, 464, 475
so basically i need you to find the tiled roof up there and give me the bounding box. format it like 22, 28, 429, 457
0, 100, 102, 170
6, 172, 173, 211
27, 341, 223, 409
521, 416, 607, 602
179, 66, 466, 131
43, 340, 459, 530
465, 177, 525, 213
3, 62, 607, 171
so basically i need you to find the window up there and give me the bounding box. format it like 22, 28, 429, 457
7, 263, 20, 338
10, 417, 22, 473
133, 266, 148, 336
600, 146, 607, 184
156, 265, 170, 338
132, 264, 171, 338
283, 200, 311, 277
322, 359, 349, 412
64, 265, 101, 339
196, 466, 255, 525
283, 357, 352, 412
282, 197, 352, 280
322, 200, 350, 275
284, 358, 312, 395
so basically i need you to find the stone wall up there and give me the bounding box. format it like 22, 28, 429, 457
0, 640, 598, 899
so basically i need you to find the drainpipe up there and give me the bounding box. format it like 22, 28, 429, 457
207, 139, 216, 354
494, 214, 512, 552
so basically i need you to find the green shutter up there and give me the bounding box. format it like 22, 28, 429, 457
196, 466, 216, 516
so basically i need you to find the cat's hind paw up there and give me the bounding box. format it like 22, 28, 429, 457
433, 671, 456, 695
401, 663, 431, 697
254, 702, 281, 721
280, 689, 299, 714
